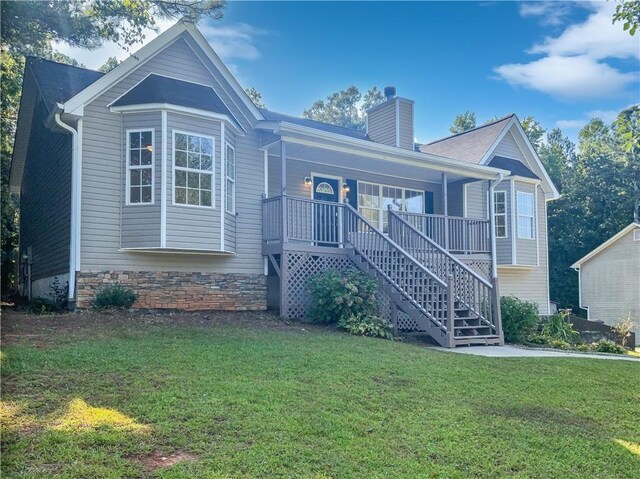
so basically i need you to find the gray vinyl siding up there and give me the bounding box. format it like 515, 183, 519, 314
121, 112, 161, 248
19, 97, 72, 280
398, 100, 414, 150
80, 32, 263, 274
282, 158, 442, 212
367, 101, 396, 147
494, 180, 512, 265
498, 186, 550, 314
223, 134, 237, 252
464, 181, 488, 219
492, 131, 524, 161
579, 229, 640, 340
514, 181, 538, 266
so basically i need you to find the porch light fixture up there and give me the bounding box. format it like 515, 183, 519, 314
342, 183, 350, 192
304, 176, 312, 186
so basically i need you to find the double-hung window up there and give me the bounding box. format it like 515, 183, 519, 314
493, 191, 507, 238
173, 131, 214, 208
517, 191, 535, 239
225, 143, 235, 213
127, 130, 154, 204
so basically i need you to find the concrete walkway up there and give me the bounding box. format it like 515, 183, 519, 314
432, 344, 640, 361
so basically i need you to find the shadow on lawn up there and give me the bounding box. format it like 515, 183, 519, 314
478, 404, 598, 431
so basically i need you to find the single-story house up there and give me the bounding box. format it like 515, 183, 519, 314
10, 20, 559, 347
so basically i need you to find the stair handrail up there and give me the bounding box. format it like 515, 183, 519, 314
388, 209, 498, 333
342, 202, 452, 332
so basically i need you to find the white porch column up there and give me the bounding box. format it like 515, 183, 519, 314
488, 179, 498, 280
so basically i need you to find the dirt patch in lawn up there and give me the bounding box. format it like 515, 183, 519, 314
1, 308, 331, 348
131, 451, 197, 470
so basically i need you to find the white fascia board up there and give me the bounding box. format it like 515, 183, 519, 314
571, 223, 640, 268
63, 22, 189, 115
273, 121, 510, 180
110, 103, 245, 135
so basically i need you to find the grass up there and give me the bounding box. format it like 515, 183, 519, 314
1, 310, 639, 479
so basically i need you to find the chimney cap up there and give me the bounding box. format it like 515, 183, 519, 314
384, 86, 396, 100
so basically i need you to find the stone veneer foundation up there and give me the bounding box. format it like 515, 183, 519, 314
76, 271, 267, 311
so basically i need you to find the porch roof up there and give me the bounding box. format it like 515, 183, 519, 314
260, 121, 510, 182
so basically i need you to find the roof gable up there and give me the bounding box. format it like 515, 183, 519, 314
571, 223, 640, 268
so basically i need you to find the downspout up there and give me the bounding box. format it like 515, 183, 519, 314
54, 112, 81, 307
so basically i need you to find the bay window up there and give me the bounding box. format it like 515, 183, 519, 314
517, 191, 535, 239
173, 131, 214, 208
225, 143, 235, 213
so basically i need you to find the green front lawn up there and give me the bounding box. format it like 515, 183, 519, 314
1, 310, 639, 478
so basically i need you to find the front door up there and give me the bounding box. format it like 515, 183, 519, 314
312, 176, 340, 246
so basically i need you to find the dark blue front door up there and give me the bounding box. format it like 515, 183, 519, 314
313, 176, 340, 246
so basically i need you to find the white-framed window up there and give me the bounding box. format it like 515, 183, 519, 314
173, 130, 215, 208
126, 129, 154, 205
358, 181, 424, 232
225, 143, 235, 213
517, 191, 535, 239
493, 191, 507, 238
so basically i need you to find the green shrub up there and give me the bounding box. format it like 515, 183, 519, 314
308, 270, 379, 325
338, 314, 394, 340
541, 311, 580, 343
527, 334, 549, 345
308, 269, 392, 339
500, 296, 539, 344
576, 343, 593, 352
594, 339, 626, 354
92, 284, 137, 310
21, 276, 69, 315
548, 339, 570, 350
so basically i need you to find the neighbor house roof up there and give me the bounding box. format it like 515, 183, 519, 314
488, 156, 539, 180
571, 223, 640, 269
110, 73, 235, 119
27, 57, 104, 111
258, 108, 368, 140
419, 115, 514, 163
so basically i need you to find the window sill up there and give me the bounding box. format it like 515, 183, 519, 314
119, 247, 235, 256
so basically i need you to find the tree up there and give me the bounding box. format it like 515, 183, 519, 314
245, 87, 266, 108
303, 85, 384, 130
0, 1, 227, 292
612, 105, 640, 221
612, 0, 640, 36
449, 111, 476, 134
539, 128, 574, 191
98, 56, 120, 72
521, 116, 545, 153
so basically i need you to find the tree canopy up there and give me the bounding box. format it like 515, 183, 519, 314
303, 85, 385, 130
245, 87, 266, 109
449, 111, 477, 134
612, 0, 640, 36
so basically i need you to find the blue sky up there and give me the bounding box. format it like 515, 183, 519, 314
58, 1, 639, 143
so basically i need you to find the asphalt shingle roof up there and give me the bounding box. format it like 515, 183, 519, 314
27, 57, 104, 111
419, 115, 514, 163
258, 108, 368, 140
111, 74, 234, 118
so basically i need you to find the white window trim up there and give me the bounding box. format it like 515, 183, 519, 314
171, 129, 216, 209
493, 190, 507, 239
516, 191, 535, 240
125, 128, 155, 206
225, 142, 236, 214
357, 180, 424, 230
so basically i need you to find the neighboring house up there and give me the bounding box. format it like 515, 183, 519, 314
10, 21, 559, 347
572, 223, 640, 345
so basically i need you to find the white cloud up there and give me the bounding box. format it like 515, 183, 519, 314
495, 2, 640, 101
199, 23, 268, 61
495, 55, 637, 100
529, 3, 640, 60
556, 109, 622, 130
518, 1, 577, 27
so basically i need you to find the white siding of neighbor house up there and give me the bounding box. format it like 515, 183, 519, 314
579, 228, 640, 342
80, 32, 264, 274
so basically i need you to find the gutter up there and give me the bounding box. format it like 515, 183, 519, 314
54, 112, 82, 306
